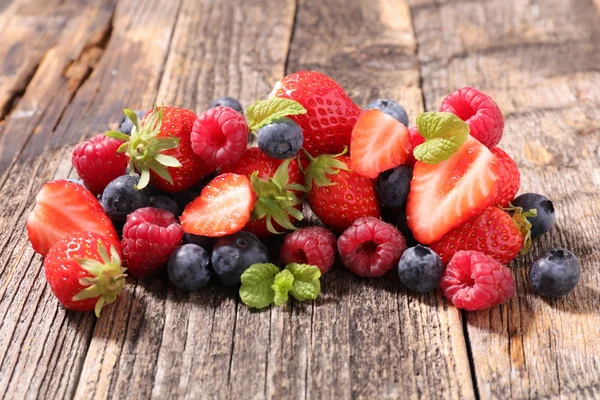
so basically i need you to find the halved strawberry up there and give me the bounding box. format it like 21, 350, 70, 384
406, 136, 500, 244
350, 109, 411, 179
180, 173, 256, 237
26, 180, 120, 256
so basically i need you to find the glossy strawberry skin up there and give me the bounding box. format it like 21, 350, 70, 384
272, 71, 361, 156
491, 147, 520, 206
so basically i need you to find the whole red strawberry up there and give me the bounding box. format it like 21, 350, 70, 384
271, 71, 361, 156
72, 134, 128, 195
106, 107, 216, 193
44, 231, 126, 317
122, 207, 184, 277
491, 147, 520, 206
220, 147, 305, 238
304, 152, 380, 232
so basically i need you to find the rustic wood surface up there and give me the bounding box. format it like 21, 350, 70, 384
0, 0, 599, 399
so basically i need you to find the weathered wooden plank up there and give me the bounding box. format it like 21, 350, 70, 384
410, 0, 600, 398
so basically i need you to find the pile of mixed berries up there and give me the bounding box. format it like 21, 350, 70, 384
26, 71, 580, 317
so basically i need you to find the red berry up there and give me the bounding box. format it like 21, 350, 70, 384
72, 134, 128, 195
337, 217, 406, 277
491, 147, 520, 206
440, 87, 504, 148
191, 106, 248, 166
406, 126, 424, 167
122, 208, 184, 277
280, 226, 337, 274
440, 250, 515, 311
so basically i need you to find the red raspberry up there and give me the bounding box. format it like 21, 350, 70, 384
440, 250, 515, 311
280, 226, 337, 274
72, 134, 128, 195
440, 87, 504, 148
122, 207, 184, 277
337, 217, 406, 277
191, 106, 248, 166
491, 147, 520, 206
406, 126, 424, 166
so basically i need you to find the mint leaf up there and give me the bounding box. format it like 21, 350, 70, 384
272, 270, 294, 306
247, 98, 306, 131
285, 263, 321, 302
413, 112, 469, 164
239, 263, 280, 309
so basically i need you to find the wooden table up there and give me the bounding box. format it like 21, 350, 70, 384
1, 0, 599, 398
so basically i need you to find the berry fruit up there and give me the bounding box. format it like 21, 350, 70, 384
100, 175, 151, 223
365, 98, 409, 126
529, 248, 580, 297
511, 193, 555, 237
337, 217, 406, 277
280, 226, 337, 274
439, 87, 504, 148
257, 118, 303, 159
491, 147, 520, 206
72, 133, 128, 195
149, 195, 180, 217
397, 245, 444, 293
211, 231, 269, 287
167, 244, 212, 291
376, 165, 412, 209
191, 106, 248, 166
209, 96, 243, 113
121, 207, 184, 277
119, 110, 146, 135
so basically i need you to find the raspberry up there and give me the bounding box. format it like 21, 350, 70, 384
491, 147, 520, 206
122, 207, 184, 277
72, 134, 128, 195
440, 250, 515, 311
280, 226, 337, 274
440, 87, 504, 148
337, 217, 406, 277
191, 106, 248, 166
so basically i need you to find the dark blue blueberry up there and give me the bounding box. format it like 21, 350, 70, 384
376, 165, 412, 209
100, 175, 151, 223
395, 208, 418, 247
209, 96, 243, 114
397, 245, 444, 293
530, 248, 580, 297
512, 193, 555, 237
183, 233, 215, 250
119, 110, 146, 135
257, 118, 304, 159
167, 244, 212, 291
366, 98, 409, 126
149, 195, 180, 216
211, 231, 269, 287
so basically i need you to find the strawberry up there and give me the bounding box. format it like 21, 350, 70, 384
27, 180, 120, 256
220, 148, 305, 238
490, 147, 520, 206
350, 109, 412, 178
406, 136, 500, 244
44, 231, 126, 317
270, 71, 361, 156
180, 173, 256, 237
106, 107, 216, 193
304, 152, 380, 231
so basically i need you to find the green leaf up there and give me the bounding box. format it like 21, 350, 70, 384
272, 270, 294, 306
413, 112, 469, 164
155, 153, 182, 168
239, 263, 280, 309
137, 167, 150, 189
123, 109, 141, 131
247, 98, 306, 131
147, 159, 174, 184
285, 263, 321, 302
152, 137, 180, 152
105, 131, 131, 142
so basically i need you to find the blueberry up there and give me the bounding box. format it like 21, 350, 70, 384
209, 96, 243, 114
512, 193, 555, 237
395, 208, 418, 247
183, 233, 215, 250
376, 165, 412, 209
167, 244, 212, 291
366, 99, 409, 126
149, 195, 180, 216
100, 175, 151, 223
257, 118, 303, 159
397, 245, 444, 293
119, 110, 146, 135
529, 248, 580, 297
211, 231, 269, 287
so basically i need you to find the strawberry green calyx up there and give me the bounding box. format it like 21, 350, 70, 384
72, 241, 127, 317
247, 98, 306, 132
303, 148, 349, 191
250, 158, 306, 234
413, 112, 469, 164
105, 107, 181, 190
505, 205, 537, 255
